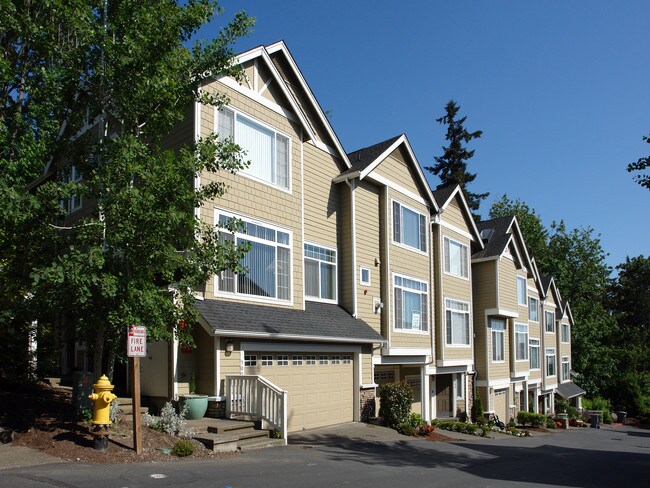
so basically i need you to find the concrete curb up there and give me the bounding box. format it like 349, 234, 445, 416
0, 443, 66, 470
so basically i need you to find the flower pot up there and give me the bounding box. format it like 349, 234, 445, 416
178, 395, 208, 420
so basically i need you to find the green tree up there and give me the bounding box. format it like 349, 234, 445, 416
627, 134, 649, 190
427, 100, 488, 219
1, 1, 254, 381
489, 195, 549, 270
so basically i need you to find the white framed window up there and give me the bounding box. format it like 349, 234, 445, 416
561, 357, 570, 382
319, 355, 328, 365
374, 370, 396, 383
517, 276, 527, 305
394, 274, 428, 331
529, 339, 540, 370
445, 299, 470, 345
217, 212, 291, 303
261, 355, 273, 366
292, 355, 303, 366
528, 296, 538, 321
342, 355, 351, 364
443, 237, 469, 278
561, 322, 570, 343
515, 323, 529, 361
491, 318, 505, 362
545, 311, 555, 333
217, 107, 290, 190
392, 200, 426, 252
277, 355, 289, 366
244, 355, 257, 367
305, 355, 316, 365
61, 165, 83, 214
360, 267, 371, 286
455, 374, 465, 399
304, 243, 337, 302
331, 355, 340, 365
546, 348, 556, 377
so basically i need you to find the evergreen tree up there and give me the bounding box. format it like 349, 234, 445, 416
428, 100, 488, 218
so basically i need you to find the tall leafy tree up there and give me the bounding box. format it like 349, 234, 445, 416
627, 134, 649, 190
427, 100, 488, 218
1, 1, 254, 381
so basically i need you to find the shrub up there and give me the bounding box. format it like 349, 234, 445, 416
507, 420, 516, 428
471, 394, 484, 423
481, 425, 491, 437
545, 417, 557, 429
408, 413, 425, 429
378, 382, 413, 430
583, 397, 613, 423
171, 439, 195, 457
142, 401, 192, 437
397, 422, 415, 436
109, 398, 121, 424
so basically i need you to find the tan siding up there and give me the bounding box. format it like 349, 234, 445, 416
361, 346, 374, 385
354, 181, 382, 333
444, 196, 469, 231
303, 143, 339, 248
339, 185, 354, 314
489, 318, 510, 380
371, 148, 422, 195
498, 258, 518, 311
162, 105, 194, 153
471, 260, 497, 379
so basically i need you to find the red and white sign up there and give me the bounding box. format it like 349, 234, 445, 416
127, 326, 147, 357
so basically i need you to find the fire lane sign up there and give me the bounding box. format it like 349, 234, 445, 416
127, 326, 147, 357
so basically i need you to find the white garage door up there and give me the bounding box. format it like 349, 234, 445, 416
244, 352, 354, 432
493, 388, 508, 422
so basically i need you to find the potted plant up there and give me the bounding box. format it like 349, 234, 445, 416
178, 373, 208, 420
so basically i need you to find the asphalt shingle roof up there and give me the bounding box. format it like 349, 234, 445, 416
472, 216, 515, 259
431, 185, 457, 208
556, 381, 586, 399
195, 299, 385, 344
341, 135, 402, 176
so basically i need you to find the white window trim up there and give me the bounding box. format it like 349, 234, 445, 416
545, 348, 557, 377
391, 198, 428, 255
545, 311, 556, 334
445, 297, 471, 347
393, 272, 429, 334
528, 296, 539, 322
214, 209, 293, 305
304, 241, 338, 304
561, 322, 570, 343
517, 276, 527, 306
359, 266, 371, 286
215, 105, 292, 194
491, 319, 506, 363
529, 338, 541, 371
561, 356, 571, 382
514, 322, 529, 362
443, 236, 469, 280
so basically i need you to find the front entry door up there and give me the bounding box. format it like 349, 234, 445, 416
436, 375, 452, 418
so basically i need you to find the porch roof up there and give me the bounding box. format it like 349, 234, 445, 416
556, 382, 586, 400
195, 299, 386, 344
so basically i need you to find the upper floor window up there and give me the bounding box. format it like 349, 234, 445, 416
217, 108, 290, 190
561, 356, 570, 382
561, 322, 570, 343
304, 243, 336, 302
546, 348, 556, 377
515, 323, 529, 361
360, 267, 371, 286
528, 296, 538, 321
61, 165, 82, 214
446, 299, 470, 345
394, 274, 428, 331
444, 237, 468, 278
517, 276, 527, 305
545, 311, 555, 333
529, 338, 540, 370
218, 213, 291, 302
392, 201, 426, 252
491, 318, 505, 362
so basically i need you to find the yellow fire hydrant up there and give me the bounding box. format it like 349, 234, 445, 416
88, 374, 117, 425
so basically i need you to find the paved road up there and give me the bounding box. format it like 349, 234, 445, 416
1, 423, 648, 487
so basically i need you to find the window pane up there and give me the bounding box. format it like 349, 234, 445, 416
218, 108, 234, 141
402, 290, 421, 329
277, 246, 290, 300
276, 134, 289, 189
395, 288, 403, 328
238, 116, 274, 183
320, 262, 336, 300
401, 206, 420, 249
419, 214, 426, 251
392, 202, 400, 243
239, 239, 276, 298
305, 259, 319, 297
517, 277, 527, 305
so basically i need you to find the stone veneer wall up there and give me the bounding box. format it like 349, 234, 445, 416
360, 387, 376, 421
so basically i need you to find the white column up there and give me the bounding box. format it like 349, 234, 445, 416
422, 368, 430, 422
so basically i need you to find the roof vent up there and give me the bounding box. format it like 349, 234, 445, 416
480, 228, 494, 241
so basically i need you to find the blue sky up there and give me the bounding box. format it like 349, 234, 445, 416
201, 1, 649, 269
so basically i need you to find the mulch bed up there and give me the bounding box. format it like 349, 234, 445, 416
421, 430, 462, 442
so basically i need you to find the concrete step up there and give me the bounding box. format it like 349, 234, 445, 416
193, 433, 239, 453
205, 420, 257, 434
116, 397, 149, 415
208, 425, 268, 441
238, 437, 285, 452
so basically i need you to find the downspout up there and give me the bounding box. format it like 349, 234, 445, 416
343, 177, 358, 317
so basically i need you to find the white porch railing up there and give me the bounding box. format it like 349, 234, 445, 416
226, 375, 288, 443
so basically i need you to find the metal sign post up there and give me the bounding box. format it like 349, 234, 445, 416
127, 326, 146, 454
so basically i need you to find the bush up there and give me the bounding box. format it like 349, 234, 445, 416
583, 396, 613, 423
408, 413, 425, 429
545, 417, 557, 429
379, 382, 413, 430
109, 398, 121, 424
171, 439, 195, 457
471, 394, 484, 423
507, 420, 516, 428
517, 411, 547, 428
142, 401, 192, 437
397, 422, 415, 436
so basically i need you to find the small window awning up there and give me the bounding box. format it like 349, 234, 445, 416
556, 382, 586, 399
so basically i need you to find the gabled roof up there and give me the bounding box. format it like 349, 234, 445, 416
472, 215, 533, 272
195, 299, 385, 344
541, 274, 562, 304
559, 300, 574, 324
431, 184, 483, 247
212, 41, 351, 169
334, 134, 438, 211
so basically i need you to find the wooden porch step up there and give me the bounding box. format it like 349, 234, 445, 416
208, 425, 268, 441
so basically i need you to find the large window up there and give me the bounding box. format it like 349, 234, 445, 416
304, 243, 336, 301
392, 201, 426, 252
545, 311, 555, 333
561, 322, 570, 343
528, 296, 538, 321
446, 299, 470, 345
394, 275, 428, 331
517, 276, 527, 305
529, 338, 540, 370
491, 319, 505, 362
444, 237, 469, 278
515, 323, 529, 361
562, 357, 570, 382
217, 108, 290, 190
218, 213, 291, 301
546, 348, 556, 377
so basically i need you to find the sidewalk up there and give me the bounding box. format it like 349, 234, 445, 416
0, 443, 65, 470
